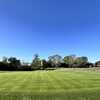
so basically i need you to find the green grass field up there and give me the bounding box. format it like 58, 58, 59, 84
0, 68, 100, 100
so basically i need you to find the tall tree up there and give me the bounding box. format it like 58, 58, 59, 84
31, 54, 41, 70
74, 56, 88, 67
48, 54, 62, 67
41, 59, 47, 70
8, 57, 21, 70
63, 55, 76, 67
2, 56, 8, 63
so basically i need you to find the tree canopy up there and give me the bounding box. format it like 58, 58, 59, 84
0, 54, 97, 71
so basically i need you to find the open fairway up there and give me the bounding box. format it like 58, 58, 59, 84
0, 69, 100, 100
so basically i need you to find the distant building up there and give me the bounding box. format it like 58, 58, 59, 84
95, 61, 100, 67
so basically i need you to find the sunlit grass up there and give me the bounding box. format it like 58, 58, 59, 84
0, 68, 100, 100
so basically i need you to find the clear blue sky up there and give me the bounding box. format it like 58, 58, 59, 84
0, 0, 100, 62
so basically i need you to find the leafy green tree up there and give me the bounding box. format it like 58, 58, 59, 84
8, 57, 21, 70
48, 54, 62, 68
31, 54, 41, 70
41, 59, 47, 70
0, 57, 8, 70
74, 56, 88, 67
63, 55, 76, 67
2, 56, 8, 63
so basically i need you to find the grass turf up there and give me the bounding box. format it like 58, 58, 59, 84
0, 69, 100, 100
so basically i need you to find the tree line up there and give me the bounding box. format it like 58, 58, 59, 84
0, 54, 99, 71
